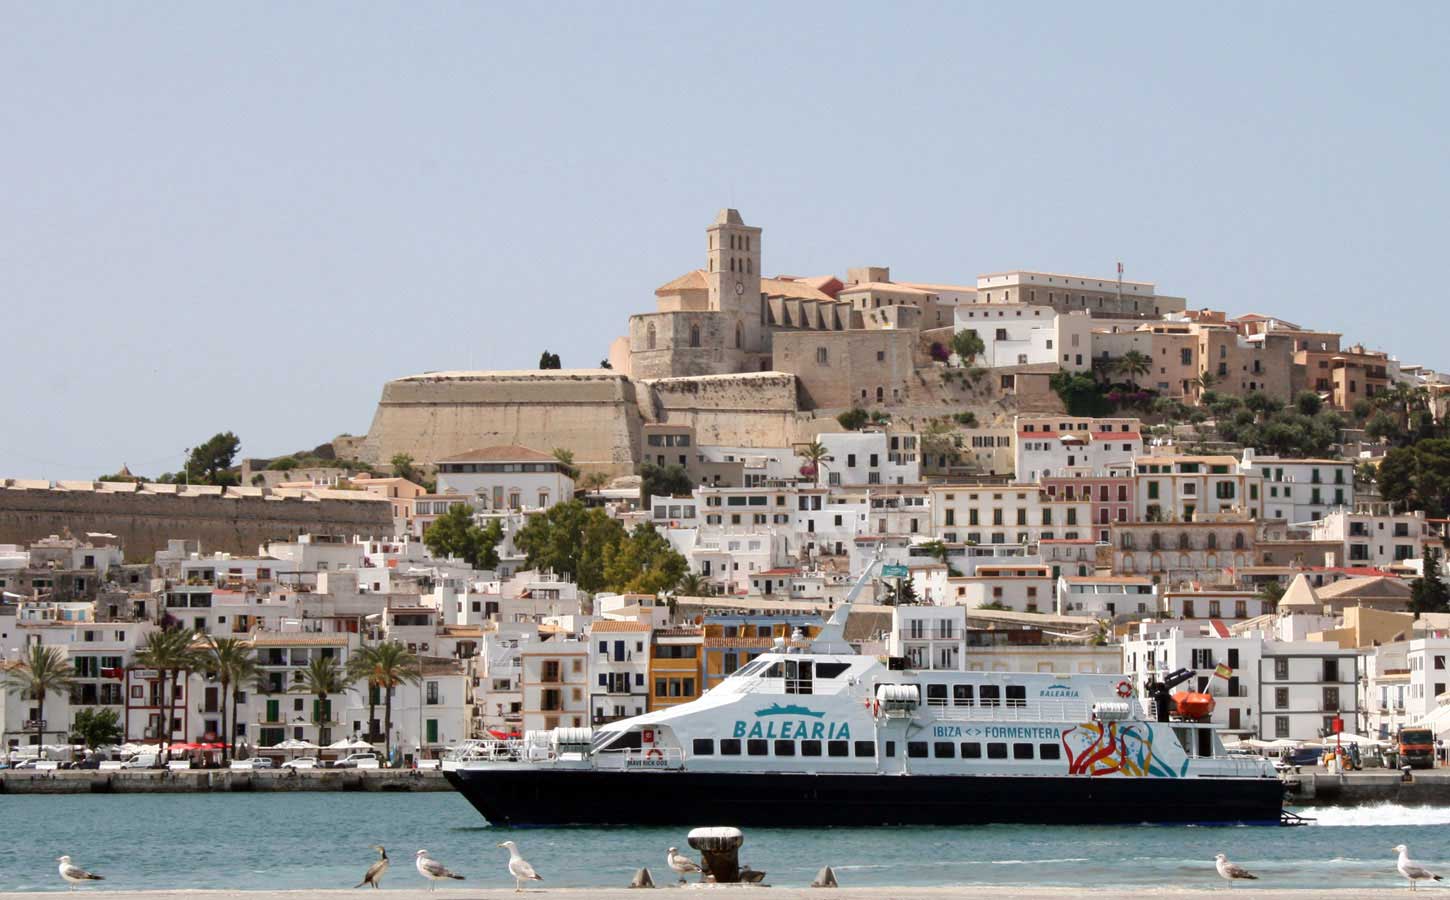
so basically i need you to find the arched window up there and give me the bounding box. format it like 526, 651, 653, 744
689, 325, 700, 348
731, 258, 737, 272
734, 321, 743, 349
646, 323, 656, 350
747, 259, 752, 273
876, 386, 885, 402
1207, 532, 1218, 551
1178, 533, 1190, 551
1233, 532, 1246, 550
1150, 532, 1161, 551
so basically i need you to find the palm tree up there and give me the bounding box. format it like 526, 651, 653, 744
134, 628, 197, 749
1191, 371, 1218, 396
677, 573, 709, 597
579, 471, 609, 496
301, 656, 347, 740
2, 644, 77, 750
1114, 351, 1152, 390
202, 636, 256, 762
365, 642, 421, 764
345, 645, 382, 743
798, 441, 829, 487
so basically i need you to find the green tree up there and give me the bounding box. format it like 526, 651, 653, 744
1113, 352, 1152, 390
1378, 440, 1450, 518
798, 441, 829, 487
836, 408, 869, 430
602, 524, 688, 595
390, 453, 417, 482
552, 448, 580, 480
951, 329, 986, 367
579, 471, 610, 496
1366, 411, 1405, 445
1410, 548, 1450, 615
1192, 372, 1218, 395
677, 572, 709, 597
184, 432, 242, 486
134, 628, 197, 750
367, 642, 421, 764
538, 350, 561, 370
515, 500, 627, 592
639, 462, 692, 505
1294, 391, 1324, 417
423, 503, 502, 569
202, 636, 257, 761
1256, 579, 1286, 607
2, 645, 77, 749
346, 646, 383, 743
70, 707, 124, 749
921, 420, 963, 470
300, 656, 347, 728
1050, 371, 1111, 416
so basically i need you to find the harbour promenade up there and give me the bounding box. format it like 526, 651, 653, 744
0, 768, 449, 793
0, 888, 1436, 899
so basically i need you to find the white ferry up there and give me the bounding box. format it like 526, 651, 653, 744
444, 566, 1284, 827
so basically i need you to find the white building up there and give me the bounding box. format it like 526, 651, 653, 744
1014, 416, 1144, 482
518, 635, 589, 733
1056, 575, 1158, 618
587, 620, 651, 725
941, 565, 1057, 614
955, 303, 1094, 371
1240, 451, 1354, 523
889, 606, 966, 671
816, 431, 920, 486
1132, 454, 1263, 523
931, 485, 1091, 546
1308, 507, 1429, 568
436, 445, 575, 512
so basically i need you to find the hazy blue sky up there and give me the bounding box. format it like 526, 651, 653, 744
3, 3, 1447, 480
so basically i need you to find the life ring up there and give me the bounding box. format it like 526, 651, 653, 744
1116, 680, 1133, 699
645, 748, 664, 760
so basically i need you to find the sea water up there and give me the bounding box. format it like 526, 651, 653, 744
2, 793, 1446, 892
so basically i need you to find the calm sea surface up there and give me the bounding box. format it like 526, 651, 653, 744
2, 793, 1447, 891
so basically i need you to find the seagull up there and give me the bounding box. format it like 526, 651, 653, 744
56, 856, 104, 890
497, 840, 543, 893
1215, 853, 1258, 882
667, 846, 704, 883
1395, 844, 1443, 890
356, 846, 389, 889
415, 850, 464, 890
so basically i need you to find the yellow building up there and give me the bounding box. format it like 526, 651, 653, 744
648, 627, 704, 711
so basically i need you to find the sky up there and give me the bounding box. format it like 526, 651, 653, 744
3, 3, 1448, 480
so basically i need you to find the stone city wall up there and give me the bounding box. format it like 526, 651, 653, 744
0, 482, 394, 561
641, 372, 801, 448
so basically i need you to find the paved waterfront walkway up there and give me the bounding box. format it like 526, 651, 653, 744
0, 888, 1431, 899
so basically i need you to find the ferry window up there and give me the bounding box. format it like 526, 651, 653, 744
720, 739, 742, 756
734, 660, 767, 678
828, 740, 850, 758
933, 742, 955, 758
853, 740, 875, 758
815, 662, 850, 680
801, 740, 822, 757
1005, 685, 1027, 708
774, 740, 796, 757
960, 743, 982, 759
1012, 743, 1034, 760
986, 742, 1008, 759
885, 741, 896, 758
692, 739, 715, 756
1039, 743, 1061, 760
784, 659, 814, 695
926, 684, 948, 706
953, 685, 974, 707
747, 740, 768, 756
907, 741, 928, 758
762, 663, 783, 679
979, 685, 1001, 707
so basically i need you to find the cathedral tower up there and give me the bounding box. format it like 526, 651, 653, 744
705, 208, 763, 354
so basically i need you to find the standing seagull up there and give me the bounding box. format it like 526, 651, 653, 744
56, 856, 104, 891
667, 846, 704, 883
355, 846, 389, 889
415, 850, 464, 890
1395, 845, 1444, 890
497, 841, 543, 893
1214, 853, 1258, 882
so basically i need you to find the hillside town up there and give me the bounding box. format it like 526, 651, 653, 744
4, 207, 1450, 767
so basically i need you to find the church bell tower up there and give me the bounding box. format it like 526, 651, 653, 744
705, 208, 763, 354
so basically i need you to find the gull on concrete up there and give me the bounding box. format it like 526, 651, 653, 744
415, 849, 464, 890
356, 846, 389, 889
56, 856, 104, 891
1395, 844, 1444, 890
497, 840, 543, 893
1215, 853, 1258, 882
667, 846, 703, 883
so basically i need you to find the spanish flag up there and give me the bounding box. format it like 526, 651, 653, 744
1213, 663, 1233, 680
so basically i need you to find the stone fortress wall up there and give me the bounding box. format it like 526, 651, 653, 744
0, 480, 394, 561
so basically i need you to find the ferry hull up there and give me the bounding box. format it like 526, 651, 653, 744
444, 768, 1285, 827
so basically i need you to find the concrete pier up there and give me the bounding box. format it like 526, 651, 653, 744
1282, 769, 1450, 806
0, 768, 450, 794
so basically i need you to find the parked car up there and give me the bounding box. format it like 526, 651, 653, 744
10, 758, 43, 770
121, 754, 158, 769
280, 757, 319, 770
332, 753, 379, 769
247, 756, 275, 769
